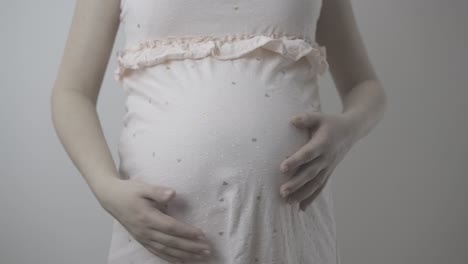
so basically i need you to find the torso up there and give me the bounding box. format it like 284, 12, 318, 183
107, 1, 339, 263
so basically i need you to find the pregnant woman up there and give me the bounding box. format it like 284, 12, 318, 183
51, 0, 386, 263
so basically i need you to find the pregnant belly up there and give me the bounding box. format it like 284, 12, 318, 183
117, 49, 322, 215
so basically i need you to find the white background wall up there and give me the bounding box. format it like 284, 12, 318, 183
1, 0, 466, 263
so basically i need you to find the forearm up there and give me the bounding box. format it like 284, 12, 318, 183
50, 89, 119, 207
341, 79, 387, 142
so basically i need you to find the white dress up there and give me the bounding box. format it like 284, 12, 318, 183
107, 0, 340, 263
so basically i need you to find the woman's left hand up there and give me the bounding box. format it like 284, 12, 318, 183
279, 110, 358, 211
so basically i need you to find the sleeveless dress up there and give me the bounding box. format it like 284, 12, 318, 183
107, 0, 340, 263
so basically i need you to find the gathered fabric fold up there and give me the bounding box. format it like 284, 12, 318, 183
114, 33, 329, 81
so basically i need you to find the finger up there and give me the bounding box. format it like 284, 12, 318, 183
149, 228, 211, 255
286, 167, 328, 204
290, 111, 322, 129
143, 242, 182, 263
150, 211, 206, 240
299, 170, 332, 211
140, 182, 176, 204
147, 239, 207, 262
279, 158, 324, 197
149, 199, 169, 214
281, 155, 302, 178
280, 135, 324, 175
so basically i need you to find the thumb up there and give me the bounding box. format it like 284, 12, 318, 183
290, 111, 322, 129
142, 184, 176, 203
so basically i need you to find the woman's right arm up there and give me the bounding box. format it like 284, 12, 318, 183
50, 1, 212, 262
50, 0, 122, 208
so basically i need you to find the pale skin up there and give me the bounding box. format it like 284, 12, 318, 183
51, 0, 386, 263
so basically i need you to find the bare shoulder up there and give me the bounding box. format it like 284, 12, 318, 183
52, 0, 121, 101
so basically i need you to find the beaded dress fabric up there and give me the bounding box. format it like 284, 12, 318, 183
107, 0, 339, 263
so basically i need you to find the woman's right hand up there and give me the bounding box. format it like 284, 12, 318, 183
99, 178, 212, 263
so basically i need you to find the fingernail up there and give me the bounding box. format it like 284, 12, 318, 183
281, 189, 290, 198
164, 190, 173, 197
292, 115, 300, 121
281, 164, 289, 173
201, 249, 211, 255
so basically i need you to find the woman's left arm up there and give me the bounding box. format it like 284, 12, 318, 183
316, 0, 387, 142
278, 0, 387, 211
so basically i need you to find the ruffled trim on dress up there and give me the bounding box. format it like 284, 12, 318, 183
114, 33, 329, 81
